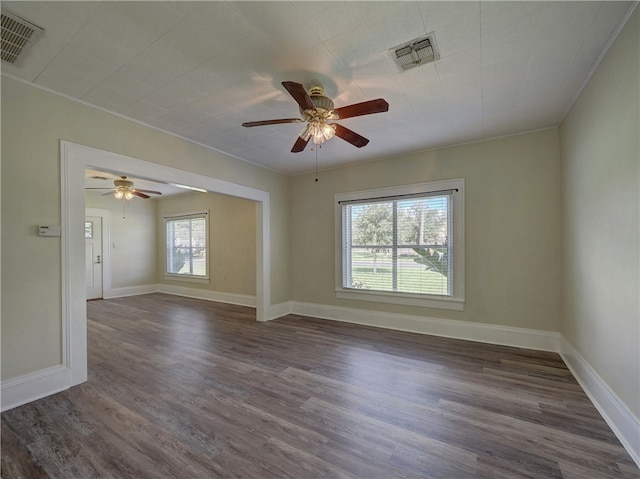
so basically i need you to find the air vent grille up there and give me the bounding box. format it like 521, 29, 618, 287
391, 33, 439, 72
1, 10, 43, 64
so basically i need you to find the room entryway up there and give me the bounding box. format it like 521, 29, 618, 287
63, 141, 271, 388
85, 207, 110, 301
85, 215, 103, 299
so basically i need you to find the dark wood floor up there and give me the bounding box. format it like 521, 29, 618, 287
2, 294, 638, 479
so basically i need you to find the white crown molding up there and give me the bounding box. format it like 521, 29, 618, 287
0, 72, 281, 175
561, 2, 640, 122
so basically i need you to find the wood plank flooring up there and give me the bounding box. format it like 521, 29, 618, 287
2, 293, 638, 478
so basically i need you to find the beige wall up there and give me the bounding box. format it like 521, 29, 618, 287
86, 189, 257, 296
290, 128, 562, 331
157, 191, 256, 296
1, 77, 289, 380
560, 9, 639, 418
85, 191, 158, 289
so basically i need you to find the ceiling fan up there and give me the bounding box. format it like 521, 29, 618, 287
242, 81, 389, 153
86, 176, 162, 200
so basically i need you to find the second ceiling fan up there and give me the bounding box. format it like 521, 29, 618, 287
242, 81, 389, 153
86, 176, 162, 200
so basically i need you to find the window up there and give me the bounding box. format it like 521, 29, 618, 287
165, 212, 209, 281
336, 179, 464, 310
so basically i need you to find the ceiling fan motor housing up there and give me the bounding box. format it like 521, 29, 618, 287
300, 86, 338, 121
310, 94, 334, 111
114, 178, 134, 189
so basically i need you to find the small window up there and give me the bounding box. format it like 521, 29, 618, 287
165, 212, 209, 281
336, 179, 464, 310
85, 221, 93, 238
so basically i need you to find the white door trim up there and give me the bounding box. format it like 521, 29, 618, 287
61, 140, 271, 387
85, 208, 111, 299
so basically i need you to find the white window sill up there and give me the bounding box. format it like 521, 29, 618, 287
164, 274, 210, 285
336, 289, 464, 311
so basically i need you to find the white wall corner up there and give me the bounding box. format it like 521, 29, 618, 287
1, 366, 71, 412
289, 301, 562, 352
560, 338, 640, 468
267, 301, 292, 321
156, 283, 256, 308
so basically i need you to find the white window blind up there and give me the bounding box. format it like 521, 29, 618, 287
165, 212, 208, 278
341, 192, 452, 296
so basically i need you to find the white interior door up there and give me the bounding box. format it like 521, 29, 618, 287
85, 216, 103, 300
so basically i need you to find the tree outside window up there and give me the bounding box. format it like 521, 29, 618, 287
344, 195, 451, 296
166, 214, 208, 278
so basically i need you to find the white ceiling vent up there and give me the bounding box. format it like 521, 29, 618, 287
1, 9, 44, 65
391, 33, 439, 72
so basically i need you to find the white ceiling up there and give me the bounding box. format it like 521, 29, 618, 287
2, 1, 636, 175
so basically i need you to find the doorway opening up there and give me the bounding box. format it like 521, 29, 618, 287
62, 141, 271, 387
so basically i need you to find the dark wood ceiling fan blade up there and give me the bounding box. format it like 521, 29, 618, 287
242, 118, 303, 127
334, 124, 369, 148
282, 81, 316, 111
135, 189, 162, 195
85, 187, 113, 190
100, 190, 116, 196
132, 191, 150, 199
291, 136, 310, 153
334, 98, 389, 119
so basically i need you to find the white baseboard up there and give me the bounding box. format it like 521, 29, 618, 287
156, 283, 256, 308
104, 284, 157, 299
289, 301, 561, 351
560, 339, 640, 468
1, 365, 71, 412
103, 283, 256, 308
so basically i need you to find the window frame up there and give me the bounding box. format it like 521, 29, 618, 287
164, 210, 210, 284
335, 179, 464, 311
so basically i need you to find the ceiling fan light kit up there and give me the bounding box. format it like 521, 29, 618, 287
242, 81, 389, 153
298, 86, 338, 144
113, 178, 135, 200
